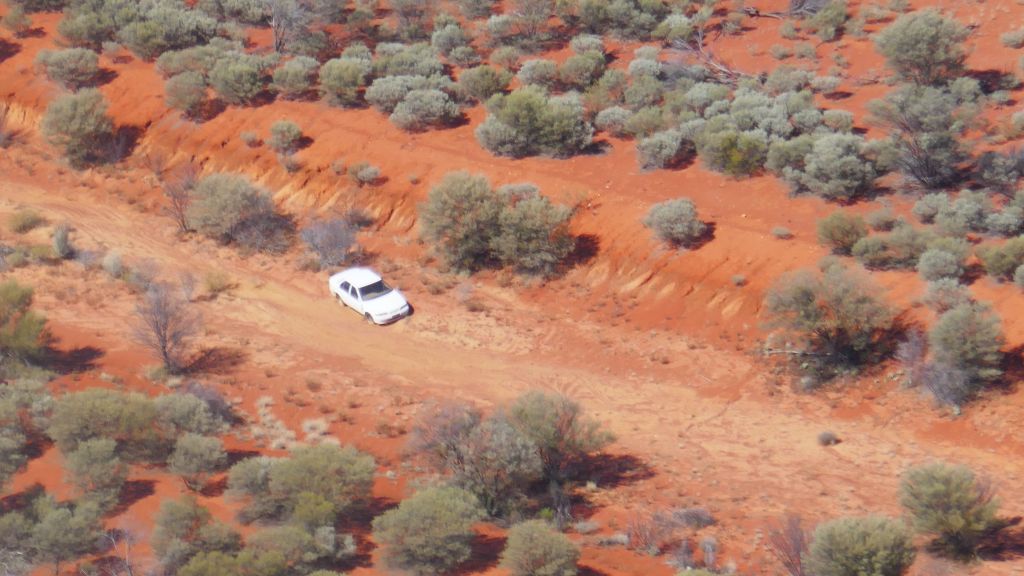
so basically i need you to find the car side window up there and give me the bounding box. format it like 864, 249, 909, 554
339, 281, 350, 291
349, 286, 359, 299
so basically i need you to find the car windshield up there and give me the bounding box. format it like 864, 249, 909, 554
359, 280, 392, 300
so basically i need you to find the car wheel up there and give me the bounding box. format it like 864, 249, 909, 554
364, 313, 375, 325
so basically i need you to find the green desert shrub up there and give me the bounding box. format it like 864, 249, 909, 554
153, 496, 241, 571
319, 58, 369, 106
874, 9, 969, 85
594, 106, 632, 137
390, 89, 461, 132
559, 51, 605, 90
508, 390, 613, 482
365, 75, 450, 113
805, 0, 848, 41
420, 172, 575, 275
696, 129, 768, 177
268, 120, 303, 155
156, 41, 241, 78
901, 462, 1000, 558
501, 520, 580, 576
934, 190, 992, 237
35, 48, 99, 90
47, 389, 161, 461
913, 193, 948, 224
41, 89, 115, 168
165, 71, 208, 118
186, 174, 276, 242
477, 87, 593, 158
766, 264, 895, 370
788, 134, 880, 202
922, 279, 972, 313
852, 225, 932, 270
116, 2, 218, 60
272, 56, 318, 100
978, 236, 1024, 279
0, 280, 48, 366
458, 65, 512, 102
917, 248, 964, 281
643, 198, 706, 247
516, 59, 558, 89
228, 444, 375, 523
816, 211, 867, 255
637, 130, 687, 170
169, 433, 227, 491
209, 54, 268, 105
65, 438, 127, 510
372, 486, 485, 576
807, 516, 915, 576
929, 302, 1004, 388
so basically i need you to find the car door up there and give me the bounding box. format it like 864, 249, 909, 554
348, 285, 364, 313
337, 281, 356, 309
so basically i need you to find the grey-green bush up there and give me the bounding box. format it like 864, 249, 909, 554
901, 462, 1000, 558
917, 248, 963, 281
508, 390, 613, 482
516, 59, 558, 89
852, 225, 932, 270
922, 279, 972, 313
209, 54, 267, 105
390, 89, 460, 132
35, 48, 99, 90
65, 438, 127, 509
272, 56, 318, 100
816, 211, 867, 255
186, 174, 275, 242
789, 133, 879, 202
153, 496, 241, 571
978, 236, 1024, 279
268, 120, 302, 154
637, 129, 686, 170
41, 89, 115, 168
372, 486, 485, 575
807, 516, 915, 576
766, 264, 895, 369
594, 106, 632, 137
477, 87, 593, 158
875, 9, 968, 85
169, 433, 227, 491
501, 520, 580, 576
458, 65, 511, 102
166, 71, 208, 118
930, 302, 1004, 387
643, 198, 706, 247
319, 58, 368, 106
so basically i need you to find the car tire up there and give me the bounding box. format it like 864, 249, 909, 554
364, 313, 375, 325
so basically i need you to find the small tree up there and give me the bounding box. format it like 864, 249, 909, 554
643, 198, 707, 247
816, 212, 867, 255
40, 89, 114, 168
65, 438, 128, 510
169, 433, 227, 491
35, 48, 99, 91
163, 163, 199, 232
153, 496, 241, 571
807, 516, 915, 576
134, 282, 201, 374
501, 520, 580, 576
372, 486, 485, 575
476, 86, 593, 158
507, 391, 613, 482
791, 134, 879, 202
166, 72, 208, 119
874, 9, 968, 85
900, 462, 1000, 558
766, 265, 895, 369
929, 302, 1004, 390
268, 120, 303, 155
301, 219, 358, 267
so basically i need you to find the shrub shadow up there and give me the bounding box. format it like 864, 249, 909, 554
580, 140, 612, 156
451, 533, 505, 576
577, 452, 655, 490
994, 345, 1024, 396
333, 496, 394, 570
564, 234, 599, 269
108, 125, 143, 163
0, 483, 45, 514
183, 346, 247, 376
978, 516, 1024, 560
672, 221, 716, 251
0, 39, 19, 64
967, 69, 1014, 94
91, 67, 118, 87
46, 344, 104, 374
107, 479, 156, 516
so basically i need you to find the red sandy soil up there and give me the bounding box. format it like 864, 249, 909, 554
4, 1, 1024, 575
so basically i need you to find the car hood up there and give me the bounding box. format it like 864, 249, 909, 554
363, 290, 408, 315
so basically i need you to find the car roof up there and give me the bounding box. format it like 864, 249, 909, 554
337, 267, 382, 287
